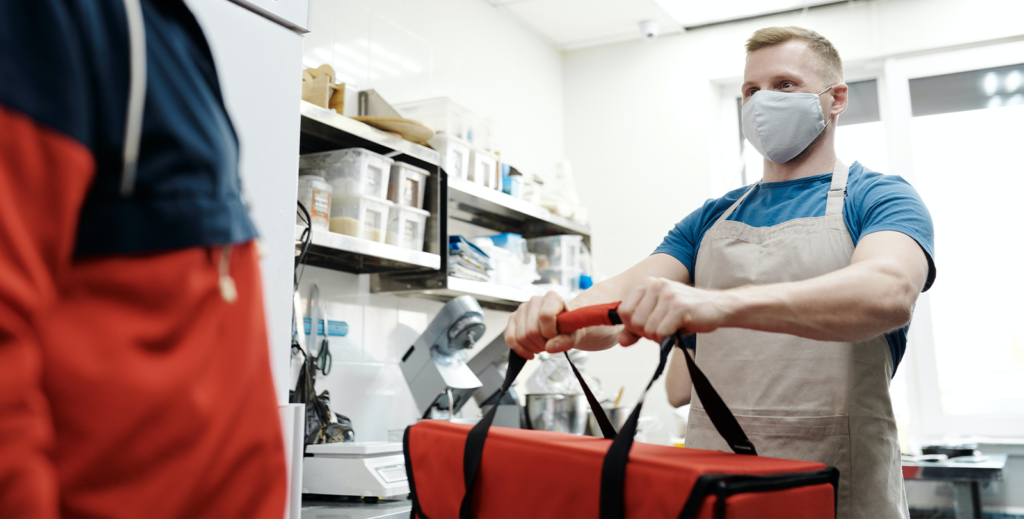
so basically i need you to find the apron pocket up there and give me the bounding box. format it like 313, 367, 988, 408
686, 407, 853, 517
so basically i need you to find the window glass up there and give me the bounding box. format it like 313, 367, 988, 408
910, 100, 1024, 415
838, 79, 880, 126
910, 63, 1024, 117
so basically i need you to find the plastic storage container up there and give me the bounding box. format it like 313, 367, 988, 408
528, 235, 583, 271
300, 148, 393, 200
395, 97, 496, 151
535, 267, 583, 291
297, 174, 332, 230
329, 193, 392, 243
469, 150, 499, 190
388, 162, 430, 209
386, 205, 430, 251
428, 134, 471, 181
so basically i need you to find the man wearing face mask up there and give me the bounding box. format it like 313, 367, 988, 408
505, 26, 933, 518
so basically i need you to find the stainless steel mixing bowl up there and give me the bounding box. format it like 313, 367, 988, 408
587, 405, 631, 436
525, 394, 588, 435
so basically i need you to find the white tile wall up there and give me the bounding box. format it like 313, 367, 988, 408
296, 266, 512, 442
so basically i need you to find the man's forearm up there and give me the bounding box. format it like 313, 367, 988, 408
720, 259, 919, 342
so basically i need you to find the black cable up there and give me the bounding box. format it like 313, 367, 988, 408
295, 200, 313, 287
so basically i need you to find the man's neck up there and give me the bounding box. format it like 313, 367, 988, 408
761, 132, 838, 183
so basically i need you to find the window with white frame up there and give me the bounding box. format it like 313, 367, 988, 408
907, 62, 1024, 419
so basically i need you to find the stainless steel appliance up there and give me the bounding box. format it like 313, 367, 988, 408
400, 296, 486, 419
525, 393, 589, 434
587, 405, 630, 436
467, 333, 522, 429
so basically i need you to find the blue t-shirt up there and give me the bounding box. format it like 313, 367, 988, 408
654, 162, 935, 374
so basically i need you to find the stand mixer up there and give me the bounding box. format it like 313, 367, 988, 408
400, 295, 486, 419
467, 333, 523, 428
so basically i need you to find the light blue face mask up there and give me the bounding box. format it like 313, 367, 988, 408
742, 86, 833, 163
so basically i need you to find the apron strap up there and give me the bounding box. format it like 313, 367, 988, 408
825, 159, 849, 216
715, 182, 758, 224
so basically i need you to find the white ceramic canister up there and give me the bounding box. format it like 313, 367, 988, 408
297, 174, 332, 230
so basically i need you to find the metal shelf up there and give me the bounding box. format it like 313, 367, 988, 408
447, 177, 591, 244
297, 225, 440, 274
299, 101, 439, 170
296, 100, 590, 311
372, 275, 531, 311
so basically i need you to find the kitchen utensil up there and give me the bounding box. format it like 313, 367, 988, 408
587, 405, 630, 436
525, 393, 588, 435
614, 386, 624, 407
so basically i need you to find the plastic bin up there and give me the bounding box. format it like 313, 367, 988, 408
395, 97, 496, 151
388, 162, 430, 209
528, 235, 583, 271
329, 193, 392, 243
469, 150, 499, 190
297, 174, 332, 230
300, 148, 393, 200
535, 267, 583, 291
429, 134, 471, 181
386, 205, 430, 251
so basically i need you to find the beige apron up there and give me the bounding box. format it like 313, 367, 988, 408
685, 161, 908, 519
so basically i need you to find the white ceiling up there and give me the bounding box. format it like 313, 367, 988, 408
484, 0, 849, 51
484, 0, 683, 51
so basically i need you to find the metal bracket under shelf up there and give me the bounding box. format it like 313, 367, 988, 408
296, 225, 440, 275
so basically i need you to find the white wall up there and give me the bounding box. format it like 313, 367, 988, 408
303, 0, 564, 178
297, 0, 564, 440
562, 0, 1024, 447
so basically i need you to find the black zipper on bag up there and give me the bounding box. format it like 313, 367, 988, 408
677, 467, 840, 519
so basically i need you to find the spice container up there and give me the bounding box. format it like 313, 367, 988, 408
297, 174, 332, 230
329, 193, 392, 243
299, 148, 393, 200
428, 134, 470, 181
388, 162, 430, 209
386, 205, 430, 251
469, 150, 499, 190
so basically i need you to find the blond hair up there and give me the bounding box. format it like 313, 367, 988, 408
746, 26, 843, 85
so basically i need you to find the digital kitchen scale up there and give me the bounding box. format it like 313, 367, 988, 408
302, 442, 409, 498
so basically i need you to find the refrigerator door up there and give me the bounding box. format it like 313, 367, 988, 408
226, 0, 309, 33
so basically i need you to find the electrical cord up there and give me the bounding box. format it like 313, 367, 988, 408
295, 200, 312, 288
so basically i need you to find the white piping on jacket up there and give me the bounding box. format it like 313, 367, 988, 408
120, 0, 147, 197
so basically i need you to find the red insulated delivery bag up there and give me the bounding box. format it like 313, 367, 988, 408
403, 303, 839, 519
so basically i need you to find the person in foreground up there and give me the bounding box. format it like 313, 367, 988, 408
0, 1, 285, 517
506, 27, 934, 519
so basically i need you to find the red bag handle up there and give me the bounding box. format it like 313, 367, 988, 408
556, 302, 623, 334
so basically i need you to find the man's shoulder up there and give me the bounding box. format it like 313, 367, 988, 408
847, 162, 916, 193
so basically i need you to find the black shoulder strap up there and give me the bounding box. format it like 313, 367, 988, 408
459, 351, 617, 518
678, 337, 756, 455
459, 351, 526, 518
599, 333, 756, 518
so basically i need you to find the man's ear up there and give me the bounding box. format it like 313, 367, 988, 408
831, 83, 849, 118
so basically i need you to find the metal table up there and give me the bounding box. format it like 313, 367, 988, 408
902, 454, 1007, 519
301, 496, 411, 519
